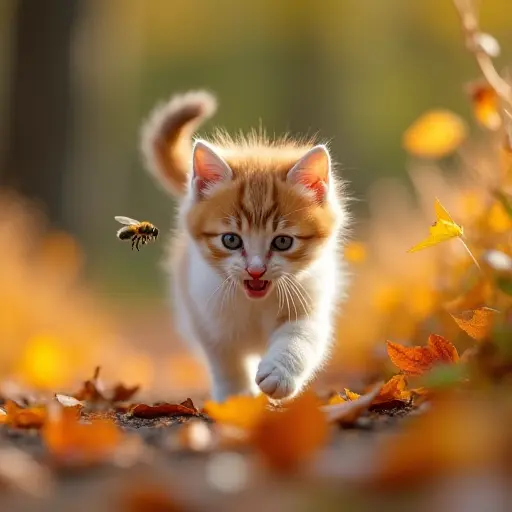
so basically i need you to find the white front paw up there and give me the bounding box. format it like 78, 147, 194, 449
255, 359, 298, 399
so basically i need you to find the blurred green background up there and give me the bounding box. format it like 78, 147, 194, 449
1, 0, 511, 300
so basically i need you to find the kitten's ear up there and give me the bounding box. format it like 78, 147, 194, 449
192, 140, 233, 197
286, 145, 331, 203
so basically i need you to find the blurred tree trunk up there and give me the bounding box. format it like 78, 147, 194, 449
1, 0, 80, 229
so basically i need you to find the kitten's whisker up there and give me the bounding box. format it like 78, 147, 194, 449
280, 277, 298, 323
282, 274, 312, 315
206, 276, 231, 304
281, 275, 308, 320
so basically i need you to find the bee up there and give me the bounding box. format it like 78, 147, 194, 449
115, 216, 159, 251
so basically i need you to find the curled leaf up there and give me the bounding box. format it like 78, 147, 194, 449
408, 199, 463, 253
387, 334, 459, 376
450, 307, 499, 341
321, 384, 382, 425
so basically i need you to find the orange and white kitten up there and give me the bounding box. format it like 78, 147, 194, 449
141, 91, 349, 402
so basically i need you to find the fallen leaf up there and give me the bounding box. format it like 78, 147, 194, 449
450, 307, 499, 341
402, 109, 467, 159
73, 367, 140, 405
55, 394, 84, 408
321, 384, 382, 425
387, 334, 459, 376
252, 391, 328, 473
42, 406, 122, 467
203, 394, 268, 430
110, 384, 140, 403
408, 198, 463, 253
327, 393, 346, 405
373, 375, 412, 405
0, 400, 46, 429
130, 401, 199, 419
122, 483, 190, 512
468, 82, 502, 130
344, 389, 361, 401
73, 366, 104, 402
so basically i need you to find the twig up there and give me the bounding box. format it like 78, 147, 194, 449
453, 0, 512, 108
458, 236, 482, 272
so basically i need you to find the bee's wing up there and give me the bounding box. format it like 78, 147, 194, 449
115, 216, 139, 226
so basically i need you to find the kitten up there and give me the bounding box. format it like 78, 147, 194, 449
141, 90, 349, 402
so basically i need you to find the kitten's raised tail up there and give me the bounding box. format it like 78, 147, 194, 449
141, 90, 217, 196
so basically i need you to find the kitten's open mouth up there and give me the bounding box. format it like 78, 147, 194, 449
243, 279, 271, 299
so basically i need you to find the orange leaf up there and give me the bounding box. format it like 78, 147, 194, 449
251, 391, 328, 473
344, 389, 361, 401
468, 82, 502, 130
403, 109, 467, 159
130, 401, 199, 419
387, 335, 459, 376
450, 307, 499, 341
203, 394, 268, 430
0, 400, 46, 429
73, 367, 140, 405
327, 394, 346, 405
42, 407, 121, 467
321, 384, 382, 425
373, 375, 412, 405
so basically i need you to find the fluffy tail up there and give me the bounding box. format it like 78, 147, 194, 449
140, 90, 217, 197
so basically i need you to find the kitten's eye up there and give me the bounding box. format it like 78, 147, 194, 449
271, 235, 294, 251
221, 233, 243, 250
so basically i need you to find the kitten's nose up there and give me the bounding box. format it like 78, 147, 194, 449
246, 265, 267, 279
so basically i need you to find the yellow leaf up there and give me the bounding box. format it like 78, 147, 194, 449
327, 394, 346, 405
408, 198, 463, 253
403, 109, 467, 158
203, 394, 268, 430
344, 389, 361, 401
450, 307, 499, 341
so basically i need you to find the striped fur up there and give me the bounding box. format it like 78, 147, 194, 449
141, 90, 349, 402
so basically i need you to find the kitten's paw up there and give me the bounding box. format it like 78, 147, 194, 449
255, 360, 298, 399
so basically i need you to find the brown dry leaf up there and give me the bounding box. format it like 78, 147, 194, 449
0, 400, 46, 429
321, 384, 382, 425
130, 399, 200, 419
73, 366, 139, 404
122, 484, 190, 512
42, 406, 122, 467
402, 109, 467, 159
73, 366, 104, 402
468, 82, 502, 130
387, 334, 459, 376
110, 384, 140, 403
450, 307, 499, 341
203, 394, 268, 430
251, 391, 328, 474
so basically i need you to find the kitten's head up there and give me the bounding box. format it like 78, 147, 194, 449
184, 137, 345, 300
